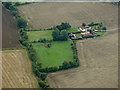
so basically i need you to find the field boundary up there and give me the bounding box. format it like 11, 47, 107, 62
2, 2, 80, 88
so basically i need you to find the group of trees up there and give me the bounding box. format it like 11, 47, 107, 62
17, 18, 27, 29
52, 22, 71, 41
87, 22, 107, 30
2, 2, 27, 29
56, 22, 71, 31
52, 30, 68, 41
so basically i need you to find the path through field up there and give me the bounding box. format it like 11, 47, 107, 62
2, 49, 39, 88
46, 30, 118, 88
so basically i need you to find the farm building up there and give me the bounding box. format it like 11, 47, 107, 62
71, 36, 82, 40
78, 26, 92, 32
82, 34, 100, 38
78, 26, 87, 32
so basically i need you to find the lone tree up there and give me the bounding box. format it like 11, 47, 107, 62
103, 27, 107, 30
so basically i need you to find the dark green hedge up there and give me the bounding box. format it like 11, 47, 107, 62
3, 2, 80, 88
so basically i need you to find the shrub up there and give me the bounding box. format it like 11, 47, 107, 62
38, 80, 49, 88
103, 27, 107, 30
11, 11, 18, 17
17, 18, 27, 29
82, 23, 86, 26
40, 73, 48, 81
39, 38, 47, 43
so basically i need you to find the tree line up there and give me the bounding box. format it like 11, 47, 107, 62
2, 3, 50, 88
3, 3, 80, 88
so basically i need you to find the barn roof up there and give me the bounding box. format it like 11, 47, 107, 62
80, 26, 86, 30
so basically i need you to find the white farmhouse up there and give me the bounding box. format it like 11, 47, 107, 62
78, 26, 87, 32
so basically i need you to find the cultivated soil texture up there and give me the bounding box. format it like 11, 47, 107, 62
2, 7, 21, 49
18, 2, 118, 30
46, 30, 118, 88
2, 49, 39, 88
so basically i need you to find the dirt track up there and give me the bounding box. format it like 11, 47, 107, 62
46, 30, 118, 88
18, 2, 118, 30
2, 49, 39, 88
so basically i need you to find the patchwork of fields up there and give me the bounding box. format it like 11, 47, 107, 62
2, 2, 118, 88
46, 30, 118, 88
18, 2, 118, 30
32, 41, 73, 68
2, 49, 39, 88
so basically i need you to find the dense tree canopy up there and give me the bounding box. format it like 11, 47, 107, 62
56, 22, 71, 31
52, 30, 68, 41
2, 2, 12, 10
52, 30, 60, 41
17, 18, 27, 29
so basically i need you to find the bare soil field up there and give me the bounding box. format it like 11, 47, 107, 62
0, 51, 1, 90
18, 2, 118, 30
46, 30, 118, 88
2, 49, 39, 88
2, 7, 21, 49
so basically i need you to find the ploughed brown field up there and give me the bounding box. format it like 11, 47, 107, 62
46, 30, 118, 88
18, 2, 118, 30
17, 2, 118, 88
2, 49, 39, 88
2, 7, 21, 49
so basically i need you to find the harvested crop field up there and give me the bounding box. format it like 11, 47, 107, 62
46, 30, 118, 88
2, 49, 39, 88
2, 7, 21, 49
18, 2, 118, 30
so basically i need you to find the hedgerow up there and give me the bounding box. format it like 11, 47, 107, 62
3, 2, 80, 88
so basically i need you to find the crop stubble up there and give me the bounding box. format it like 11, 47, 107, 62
46, 30, 118, 88
2, 49, 39, 88
18, 2, 118, 30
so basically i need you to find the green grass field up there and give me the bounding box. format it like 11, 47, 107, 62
76, 34, 82, 37
32, 41, 73, 68
26, 30, 53, 42
92, 25, 103, 30
67, 28, 79, 33
96, 31, 105, 37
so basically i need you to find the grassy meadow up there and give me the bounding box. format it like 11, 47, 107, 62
26, 30, 53, 42
67, 28, 79, 33
96, 31, 105, 37
32, 41, 73, 68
